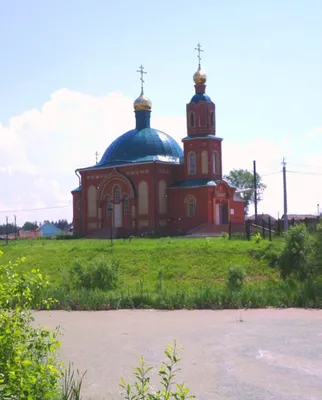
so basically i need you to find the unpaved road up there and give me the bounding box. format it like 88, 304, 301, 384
34, 309, 322, 399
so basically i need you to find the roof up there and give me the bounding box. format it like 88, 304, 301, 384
190, 93, 212, 104
168, 179, 221, 189
182, 134, 222, 141
92, 128, 183, 168
249, 214, 277, 222
71, 185, 82, 193
281, 214, 317, 220
37, 223, 62, 236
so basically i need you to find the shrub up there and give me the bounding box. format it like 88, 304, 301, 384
252, 232, 262, 244
263, 244, 282, 268
0, 250, 62, 399
278, 224, 316, 281
120, 341, 195, 399
72, 258, 120, 290
226, 266, 246, 291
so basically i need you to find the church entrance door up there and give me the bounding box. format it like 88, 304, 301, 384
215, 203, 229, 225
114, 204, 122, 228
215, 204, 222, 225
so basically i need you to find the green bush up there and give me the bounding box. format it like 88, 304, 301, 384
278, 224, 316, 281
0, 250, 63, 399
72, 258, 120, 290
226, 266, 246, 291
120, 341, 195, 399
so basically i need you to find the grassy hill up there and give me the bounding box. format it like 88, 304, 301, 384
1, 237, 278, 285
0, 236, 294, 309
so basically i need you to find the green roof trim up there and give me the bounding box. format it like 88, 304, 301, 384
71, 185, 82, 193
168, 179, 222, 189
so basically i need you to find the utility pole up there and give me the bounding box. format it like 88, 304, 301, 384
282, 158, 288, 232
253, 160, 258, 225
14, 215, 17, 241
5, 216, 8, 245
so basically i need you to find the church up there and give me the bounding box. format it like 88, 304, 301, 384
71, 45, 245, 237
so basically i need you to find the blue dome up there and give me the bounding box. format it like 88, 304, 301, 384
190, 93, 212, 103
97, 128, 183, 167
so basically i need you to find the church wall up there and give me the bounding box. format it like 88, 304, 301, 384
229, 200, 245, 224
72, 191, 81, 235
167, 187, 209, 233
183, 137, 223, 181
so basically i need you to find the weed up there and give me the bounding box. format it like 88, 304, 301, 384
226, 266, 246, 292
71, 258, 119, 290
120, 341, 195, 399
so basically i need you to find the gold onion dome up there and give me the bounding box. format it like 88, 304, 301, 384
193, 67, 207, 84
133, 93, 152, 111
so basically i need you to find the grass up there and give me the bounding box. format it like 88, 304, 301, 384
2, 236, 321, 310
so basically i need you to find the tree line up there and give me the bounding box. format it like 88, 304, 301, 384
0, 219, 70, 235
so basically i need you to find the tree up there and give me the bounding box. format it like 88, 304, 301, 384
224, 168, 267, 214
22, 221, 38, 231
0, 223, 19, 235
278, 224, 317, 282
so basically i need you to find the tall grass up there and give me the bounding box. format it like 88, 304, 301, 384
43, 278, 322, 310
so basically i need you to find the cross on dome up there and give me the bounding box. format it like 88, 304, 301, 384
194, 43, 204, 68
133, 64, 152, 112
193, 43, 207, 85
136, 64, 147, 95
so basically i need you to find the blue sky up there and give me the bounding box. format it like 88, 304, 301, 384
0, 0, 322, 224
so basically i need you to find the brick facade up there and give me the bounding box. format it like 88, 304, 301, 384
72, 66, 245, 237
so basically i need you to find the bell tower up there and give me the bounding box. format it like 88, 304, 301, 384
183, 44, 223, 180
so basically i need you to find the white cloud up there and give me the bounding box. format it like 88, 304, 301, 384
0, 88, 321, 226
306, 127, 322, 138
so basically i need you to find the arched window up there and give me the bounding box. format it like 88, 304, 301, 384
138, 181, 148, 215
190, 112, 195, 128
87, 185, 97, 218
188, 152, 196, 175
213, 152, 220, 174
210, 112, 214, 127
123, 194, 130, 216
106, 196, 112, 216
158, 180, 167, 214
201, 151, 208, 174
114, 185, 121, 202
185, 197, 196, 217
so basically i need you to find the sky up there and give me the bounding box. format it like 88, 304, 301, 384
0, 0, 322, 226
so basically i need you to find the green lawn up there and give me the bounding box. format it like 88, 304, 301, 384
1, 237, 278, 289
2, 233, 321, 310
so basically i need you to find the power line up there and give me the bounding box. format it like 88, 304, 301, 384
287, 170, 322, 176
288, 163, 322, 170
0, 204, 71, 214
261, 170, 282, 177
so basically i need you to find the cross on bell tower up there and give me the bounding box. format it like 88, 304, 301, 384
136, 64, 147, 95
194, 43, 204, 68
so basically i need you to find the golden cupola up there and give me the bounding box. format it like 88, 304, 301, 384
193, 43, 207, 85
193, 66, 207, 85
133, 64, 152, 111
133, 92, 152, 111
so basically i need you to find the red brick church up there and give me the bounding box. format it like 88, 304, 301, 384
72, 46, 245, 237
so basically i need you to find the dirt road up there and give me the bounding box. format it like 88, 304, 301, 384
34, 309, 322, 399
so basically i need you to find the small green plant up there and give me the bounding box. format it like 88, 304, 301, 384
252, 232, 262, 244
278, 224, 316, 282
221, 232, 229, 239
120, 341, 195, 399
72, 258, 119, 290
61, 363, 86, 400
226, 266, 246, 291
